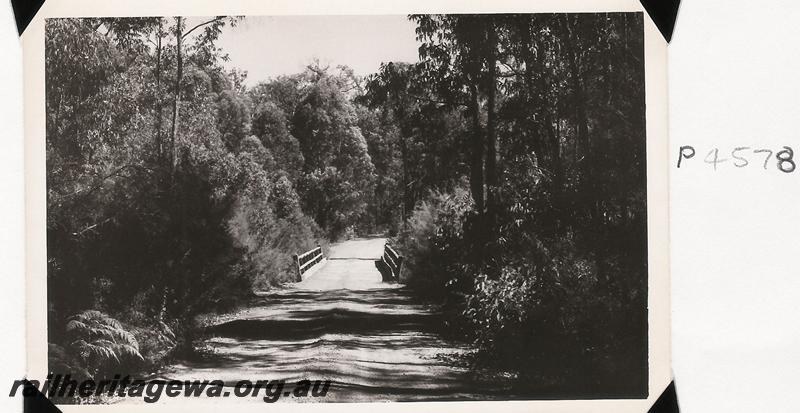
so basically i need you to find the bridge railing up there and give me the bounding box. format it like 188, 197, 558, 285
293, 245, 324, 281
381, 243, 404, 281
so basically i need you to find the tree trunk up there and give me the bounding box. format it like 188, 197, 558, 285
169, 17, 184, 176
468, 83, 485, 213
562, 15, 592, 236
394, 104, 414, 221
154, 20, 164, 160
563, 16, 589, 166
484, 25, 499, 224
162, 17, 186, 323
530, 34, 564, 229
400, 133, 412, 220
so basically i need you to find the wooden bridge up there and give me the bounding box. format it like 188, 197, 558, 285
294, 240, 404, 282
152, 237, 501, 402
292, 245, 325, 281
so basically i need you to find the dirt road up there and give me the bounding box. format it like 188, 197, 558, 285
155, 238, 496, 402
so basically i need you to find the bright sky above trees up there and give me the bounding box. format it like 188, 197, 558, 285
216, 15, 420, 86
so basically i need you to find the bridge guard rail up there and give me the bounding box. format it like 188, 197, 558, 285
293, 245, 324, 282
382, 243, 404, 281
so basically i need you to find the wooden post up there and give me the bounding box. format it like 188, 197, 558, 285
292, 253, 301, 282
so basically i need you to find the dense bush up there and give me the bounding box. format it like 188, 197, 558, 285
398, 184, 646, 394
394, 186, 473, 296
291, 70, 377, 239
45, 18, 330, 378
377, 13, 648, 395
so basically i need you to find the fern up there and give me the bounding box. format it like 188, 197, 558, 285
65, 310, 143, 376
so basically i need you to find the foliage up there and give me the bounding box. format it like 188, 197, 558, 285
291, 68, 376, 238
379, 13, 648, 395
63, 311, 143, 377
45, 18, 325, 377
394, 186, 473, 297
250, 102, 303, 180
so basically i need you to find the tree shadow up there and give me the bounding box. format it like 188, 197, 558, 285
207, 307, 443, 341
159, 271, 518, 401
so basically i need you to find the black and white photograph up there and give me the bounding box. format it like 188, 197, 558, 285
41, 10, 658, 405
9, 0, 800, 412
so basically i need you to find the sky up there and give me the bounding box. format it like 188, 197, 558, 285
215, 16, 421, 87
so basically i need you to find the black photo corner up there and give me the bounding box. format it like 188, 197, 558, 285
648, 381, 680, 413
22, 381, 60, 413
10, 0, 680, 411
9, 0, 44, 34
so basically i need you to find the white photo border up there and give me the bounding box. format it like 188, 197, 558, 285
23, 1, 670, 411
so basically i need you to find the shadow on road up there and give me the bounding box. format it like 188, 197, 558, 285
156, 239, 512, 401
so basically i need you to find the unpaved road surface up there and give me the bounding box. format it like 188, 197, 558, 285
152, 238, 501, 402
